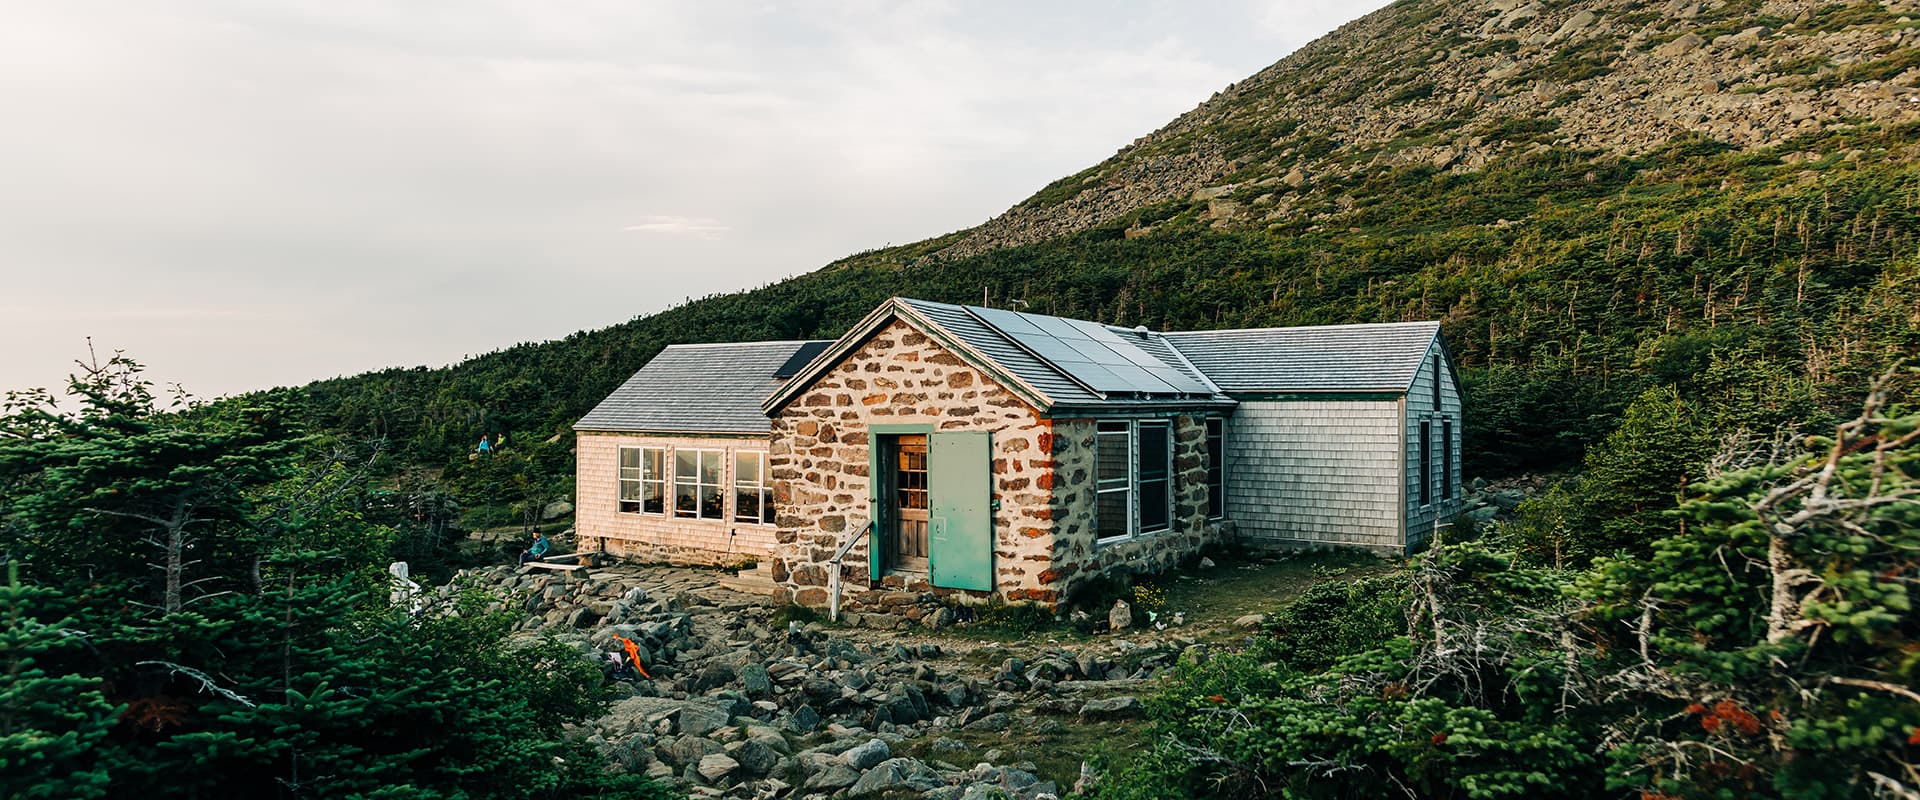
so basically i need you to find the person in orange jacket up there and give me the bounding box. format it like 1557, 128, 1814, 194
611, 635, 651, 681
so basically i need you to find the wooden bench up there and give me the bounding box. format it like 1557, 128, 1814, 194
521, 561, 586, 572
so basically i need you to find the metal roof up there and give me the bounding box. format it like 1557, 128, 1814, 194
1161, 321, 1443, 393
574, 340, 831, 434
896, 299, 1230, 410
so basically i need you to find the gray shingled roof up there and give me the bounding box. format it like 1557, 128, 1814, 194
1162, 322, 1442, 393
575, 340, 830, 434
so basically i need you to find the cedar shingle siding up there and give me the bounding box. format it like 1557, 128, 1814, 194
1226, 399, 1405, 550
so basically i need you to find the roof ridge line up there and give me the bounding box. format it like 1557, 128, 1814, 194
1163, 320, 1440, 336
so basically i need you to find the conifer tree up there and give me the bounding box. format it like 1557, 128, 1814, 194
0, 562, 116, 799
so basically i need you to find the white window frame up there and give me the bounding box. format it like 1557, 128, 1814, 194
617, 446, 666, 515
1094, 422, 1132, 544
732, 450, 773, 525
673, 448, 726, 520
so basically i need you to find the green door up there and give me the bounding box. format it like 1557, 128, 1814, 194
929, 431, 993, 591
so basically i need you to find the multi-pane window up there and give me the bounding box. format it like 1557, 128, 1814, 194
1204, 417, 1225, 519
1137, 422, 1171, 533
733, 451, 773, 524
673, 449, 724, 519
893, 439, 929, 565
1418, 420, 1432, 507
618, 447, 665, 514
1441, 418, 1454, 501
1095, 422, 1131, 542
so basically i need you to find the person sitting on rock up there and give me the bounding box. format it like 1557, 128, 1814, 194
518, 530, 549, 566
612, 635, 652, 681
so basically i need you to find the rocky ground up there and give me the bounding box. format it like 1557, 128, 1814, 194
438, 485, 1523, 799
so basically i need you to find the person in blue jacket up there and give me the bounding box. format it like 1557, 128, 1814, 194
518, 530, 549, 565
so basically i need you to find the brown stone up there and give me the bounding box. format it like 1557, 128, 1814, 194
795, 420, 818, 436
791, 564, 826, 586
862, 394, 887, 406
804, 395, 830, 407
900, 352, 919, 362
947, 372, 974, 388
1001, 477, 1031, 491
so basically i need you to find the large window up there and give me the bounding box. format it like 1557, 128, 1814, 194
733, 451, 773, 524
1205, 417, 1225, 519
618, 447, 665, 514
674, 449, 724, 519
1095, 422, 1131, 542
1137, 422, 1172, 533
1096, 420, 1174, 543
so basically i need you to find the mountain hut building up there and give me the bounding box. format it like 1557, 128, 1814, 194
573, 297, 1461, 611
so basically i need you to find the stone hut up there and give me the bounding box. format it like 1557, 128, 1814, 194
575, 296, 1462, 612
759, 298, 1236, 611
573, 340, 829, 566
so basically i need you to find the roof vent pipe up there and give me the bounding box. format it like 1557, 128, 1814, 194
1133, 324, 1150, 337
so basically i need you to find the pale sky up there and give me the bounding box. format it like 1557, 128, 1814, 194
0, 0, 1390, 400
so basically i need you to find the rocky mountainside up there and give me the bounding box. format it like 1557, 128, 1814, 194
935, 0, 1920, 259
299, 0, 1920, 491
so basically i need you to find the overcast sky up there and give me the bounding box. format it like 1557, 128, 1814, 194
0, 0, 1389, 400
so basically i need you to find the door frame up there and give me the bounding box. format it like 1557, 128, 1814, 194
868, 424, 934, 581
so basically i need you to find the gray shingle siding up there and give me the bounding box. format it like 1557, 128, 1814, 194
1226, 399, 1405, 550
1403, 338, 1464, 551
574, 341, 830, 435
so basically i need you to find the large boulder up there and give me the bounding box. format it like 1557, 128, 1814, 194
725, 739, 779, 776
1081, 696, 1144, 719
841, 737, 891, 770
695, 753, 740, 783
848, 757, 943, 797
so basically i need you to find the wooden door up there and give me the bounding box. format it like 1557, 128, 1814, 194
891, 435, 929, 571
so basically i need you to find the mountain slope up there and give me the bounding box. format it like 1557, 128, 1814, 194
295, 0, 1920, 502
936, 0, 1920, 258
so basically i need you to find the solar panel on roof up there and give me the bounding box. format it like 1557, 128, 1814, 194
772, 341, 833, 378
962, 305, 1215, 397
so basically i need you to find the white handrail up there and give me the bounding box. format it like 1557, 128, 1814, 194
825, 520, 872, 622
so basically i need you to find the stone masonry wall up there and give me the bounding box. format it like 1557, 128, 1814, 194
1043, 415, 1222, 604
576, 432, 777, 567
769, 320, 1057, 613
